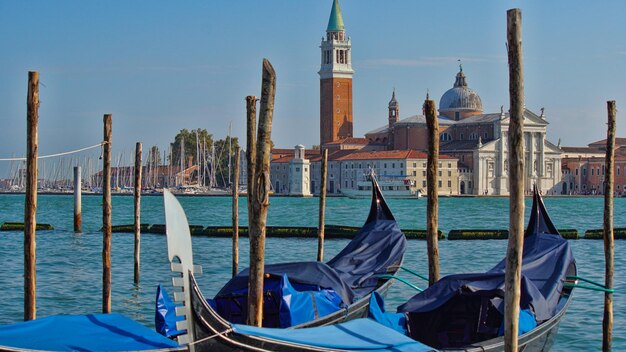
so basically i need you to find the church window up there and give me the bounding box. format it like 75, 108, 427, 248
448, 180, 452, 187
591, 169, 594, 176
345, 181, 348, 187
575, 168, 578, 176
583, 168, 586, 176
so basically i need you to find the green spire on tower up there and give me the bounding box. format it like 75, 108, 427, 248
326, 0, 345, 32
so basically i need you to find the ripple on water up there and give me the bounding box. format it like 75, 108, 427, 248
0, 194, 624, 350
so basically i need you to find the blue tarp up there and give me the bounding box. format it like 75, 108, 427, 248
155, 284, 185, 337
211, 177, 407, 327
0, 313, 179, 351
231, 318, 436, 351
397, 188, 574, 348
368, 292, 407, 335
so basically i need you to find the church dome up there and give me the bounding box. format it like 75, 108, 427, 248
439, 66, 483, 114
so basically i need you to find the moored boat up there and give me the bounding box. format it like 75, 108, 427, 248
340, 174, 421, 199
392, 187, 576, 351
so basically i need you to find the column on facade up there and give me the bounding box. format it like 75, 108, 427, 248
539, 132, 545, 177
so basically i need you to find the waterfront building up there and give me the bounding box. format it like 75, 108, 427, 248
561, 138, 626, 195
319, 0, 354, 146
288, 145, 312, 196
365, 66, 563, 195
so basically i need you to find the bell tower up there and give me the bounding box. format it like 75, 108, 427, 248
319, 0, 354, 146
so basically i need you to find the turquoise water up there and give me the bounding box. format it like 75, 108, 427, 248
0, 194, 624, 350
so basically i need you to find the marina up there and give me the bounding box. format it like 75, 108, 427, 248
0, 194, 624, 349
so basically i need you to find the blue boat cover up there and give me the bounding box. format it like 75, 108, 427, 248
211, 177, 407, 327
397, 188, 575, 348
0, 313, 180, 351
155, 284, 186, 337
368, 292, 407, 335
231, 318, 436, 351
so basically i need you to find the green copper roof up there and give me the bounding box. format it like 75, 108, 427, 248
326, 0, 345, 32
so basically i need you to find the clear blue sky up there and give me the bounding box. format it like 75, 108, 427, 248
1, 0, 625, 168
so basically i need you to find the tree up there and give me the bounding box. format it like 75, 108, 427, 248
170, 129, 213, 169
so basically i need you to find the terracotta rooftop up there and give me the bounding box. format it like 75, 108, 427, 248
324, 137, 371, 145
588, 138, 626, 147
335, 149, 455, 161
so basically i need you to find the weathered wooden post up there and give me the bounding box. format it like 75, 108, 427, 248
425, 96, 440, 286
133, 142, 142, 284
247, 59, 275, 327
504, 8, 524, 351
24, 71, 39, 321
317, 149, 328, 262
602, 100, 616, 351
102, 114, 112, 313
73, 166, 82, 233
246, 95, 257, 238
232, 146, 241, 277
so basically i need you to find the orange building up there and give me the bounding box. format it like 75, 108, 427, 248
319, 0, 354, 146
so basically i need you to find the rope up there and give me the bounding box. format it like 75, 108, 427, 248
0, 142, 106, 161
188, 328, 234, 346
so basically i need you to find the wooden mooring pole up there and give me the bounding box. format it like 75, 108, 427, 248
232, 146, 241, 277
317, 148, 328, 262
73, 166, 82, 233
505, 8, 524, 351
102, 114, 112, 313
24, 71, 39, 321
247, 59, 275, 327
246, 95, 257, 242
425, 97, 440, 286
602, 100, 616, 351
133, 142, 142, 284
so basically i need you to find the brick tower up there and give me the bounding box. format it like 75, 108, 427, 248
319, 0, 354, 146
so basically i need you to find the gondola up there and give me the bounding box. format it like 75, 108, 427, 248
391, 187, 576, 351
160, 175, 407, 344
206, 173, 406, 329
